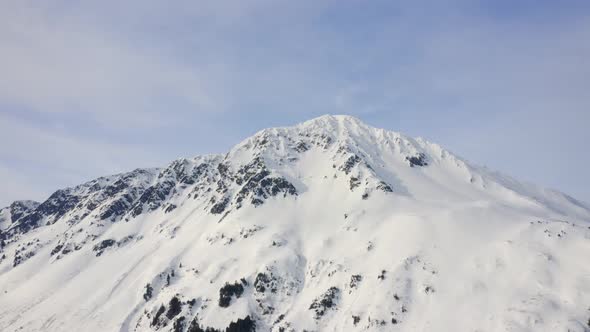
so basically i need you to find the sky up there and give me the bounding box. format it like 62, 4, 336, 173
1, 0, 589, 206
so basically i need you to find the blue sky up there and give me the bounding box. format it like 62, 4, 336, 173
1, 0, 589, 206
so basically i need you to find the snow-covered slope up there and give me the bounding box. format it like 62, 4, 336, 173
0, 115, 589, 332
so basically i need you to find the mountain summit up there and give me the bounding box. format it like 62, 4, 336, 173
0, 115, 589, 332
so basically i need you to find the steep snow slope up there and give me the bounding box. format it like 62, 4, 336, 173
0, 115, 588, 332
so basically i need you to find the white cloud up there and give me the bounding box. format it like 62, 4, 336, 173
0, 0, 589, 205
0, 1, 217, 128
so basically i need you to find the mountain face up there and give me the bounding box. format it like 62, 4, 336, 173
0, 115, 589, 332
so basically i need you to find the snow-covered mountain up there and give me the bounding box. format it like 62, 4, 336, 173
0, 115, 589, 332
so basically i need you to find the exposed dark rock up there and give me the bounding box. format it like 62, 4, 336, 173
131, 179, 176, 217
61, 245, 73, 255
406, 153, 428, 167
352, 315, 361, 325
376, 181, 393, 193
164, 204, 178, 213
309, 287, 340, 319
11, 189, 79, 234
235, 160, 297, 208
187, 315, 254, 332
164, 159, 204, 186
5, 169, 158, 239
182, 163, 210, 185
256, 298, 274, 315
375, 319, 387, 326
143, 283, 153, 301
339, 155, 361, 175
254, 272, 277, 293
102, 178, 131, 197
8, 201, 39, 223
99, 192, 138, 221
258, 177, 297, 198
92, 239, 116, 257
226, 315, 256, 332
237, 158, 265, 182
13, 250, 35, 267
38, 190, 81, 222
236, 169, 270, 202
239, 226, 263, 239
217, 163, 231, 178
349, 274, 362, 289
187, 318, 220, 332
294, 141, 309, 152
173, 316, 186, 332
151, 304, 166, 326
211, 197, 230, 215
273, 314, 285, 327
349, 177, 360, 191
166, 296, 182, 319
219, 282, 245, 307
11, 211, 43, 234
50, 243, 64, 256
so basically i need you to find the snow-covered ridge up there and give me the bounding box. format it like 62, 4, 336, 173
0, 115, 589, 332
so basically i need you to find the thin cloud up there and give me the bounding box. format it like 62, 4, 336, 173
0, 1, 216, 128
0, 0, 589, 205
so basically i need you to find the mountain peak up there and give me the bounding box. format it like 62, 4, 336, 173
300, 114, 366, 127
296, 114, 398, 139
248, 114, 393, 142
230, 114, 412, 163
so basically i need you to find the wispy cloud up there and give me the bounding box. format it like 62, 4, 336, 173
1, 0, 589, 205
0, 1, 217, 128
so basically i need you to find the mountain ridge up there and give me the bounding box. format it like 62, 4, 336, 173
0, 115, 589, 332
4, 114, 587, 231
